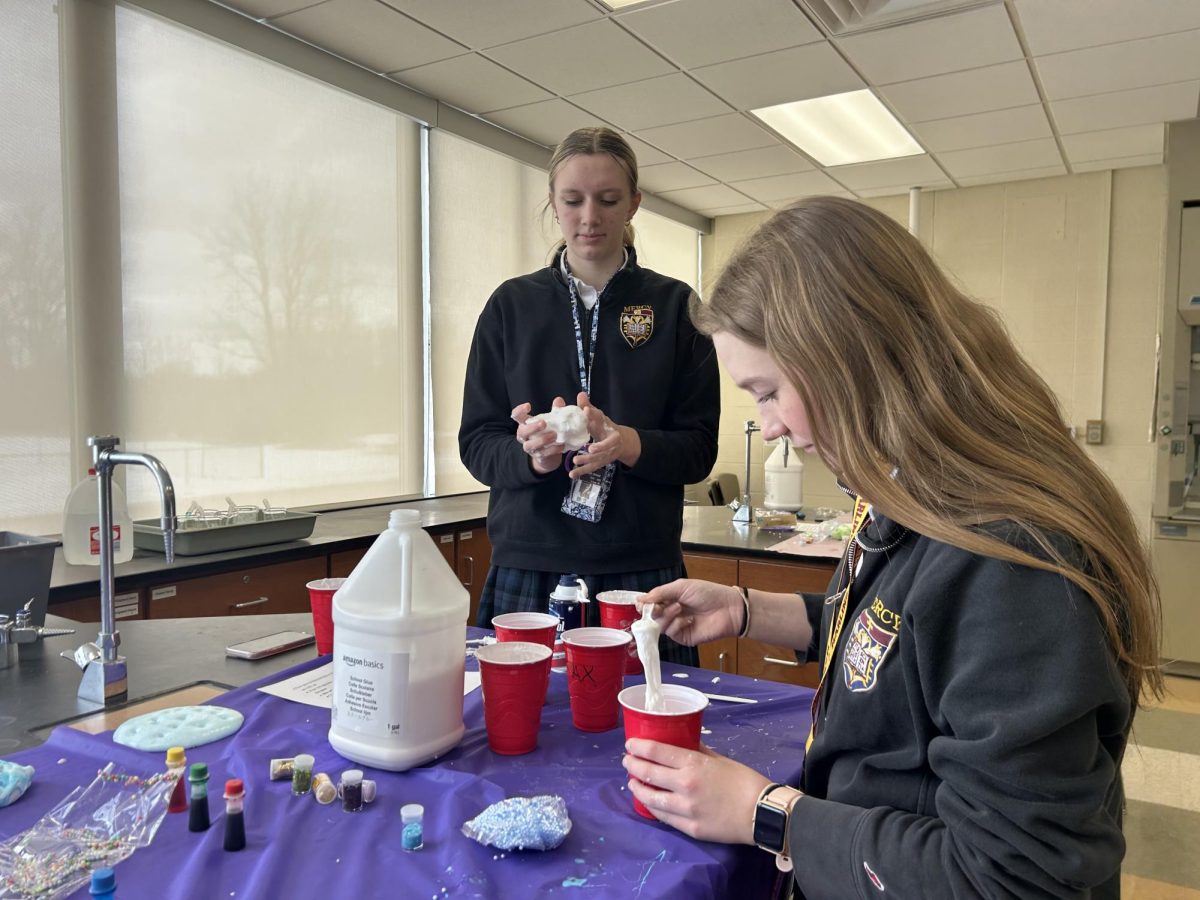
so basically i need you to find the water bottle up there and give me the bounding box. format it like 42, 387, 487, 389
549, 574, 589, 673
62, 469, 134, 565
328, 509, 469, 771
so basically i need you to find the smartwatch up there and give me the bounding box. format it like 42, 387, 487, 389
753, 783, 802, 872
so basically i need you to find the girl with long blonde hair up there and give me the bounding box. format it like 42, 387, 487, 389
631, 196, 1161, 898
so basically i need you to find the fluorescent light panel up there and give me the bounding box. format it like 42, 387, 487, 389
598, 0, 657, 8
751, 90, 923, 167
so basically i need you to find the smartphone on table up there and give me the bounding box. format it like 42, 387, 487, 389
225, 630, 315, 659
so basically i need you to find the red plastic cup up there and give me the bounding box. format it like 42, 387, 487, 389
492, 612, 559, 649
562, 627, 633, 732
596, 591, 646, 675
306, 578, 346, 655
475, 641, 552, 755
619, 683, 708, 818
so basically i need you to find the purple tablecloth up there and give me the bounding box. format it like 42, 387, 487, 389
1, 634, 813, 899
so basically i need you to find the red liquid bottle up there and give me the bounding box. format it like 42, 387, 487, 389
166, 747, 188, 814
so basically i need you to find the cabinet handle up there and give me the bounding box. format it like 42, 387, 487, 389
231, 597, 269, 610
460, 555, 474, 587
763, 655, 799, 667
717, 651, 729, 673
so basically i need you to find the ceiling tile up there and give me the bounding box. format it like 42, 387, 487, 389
570, 74, 731, 132
637, 114, 778, 159
880, 61, 1039, 123
657, 183, 756, 210
484, 99, 610, 148
910, 104, 1051, 152
1014, 0, 1200, 56
390, 54, 551, 114
956, 165, 1067, 187
378, 0, 601, 50
728, 170, 843, 203
617, 0, 823, 69
1071, 154, 1165, 174
691, 43, 864, 111
828, 155, 948, 191
224, 0, 315, 17
690, 144, 814, 181
1061, 124, 1165, 164
1035, 30, 1200, 101
1051, 81, 1200, 135
272, 0, 465, 73
637, 161, 717, 193
487, 20, 674, 96
698, 202, 769, 217
835, 5, 1021, 85
621, 133, 674, 166
938, 137, 1062, 178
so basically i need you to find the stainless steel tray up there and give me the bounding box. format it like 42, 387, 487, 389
133, 511, 318, 556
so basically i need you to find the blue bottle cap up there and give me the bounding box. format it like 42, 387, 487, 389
90, 867, 116, 895
557, 574, 579, 586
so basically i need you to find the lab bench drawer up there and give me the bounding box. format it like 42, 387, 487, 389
145, 557, 326, 619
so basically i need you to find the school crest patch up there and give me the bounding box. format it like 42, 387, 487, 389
619, 305, 654, 348
842, 605, 898, 692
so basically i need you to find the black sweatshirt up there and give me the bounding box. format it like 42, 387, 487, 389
458, 252, 720, 574
791, 511, 1131, 899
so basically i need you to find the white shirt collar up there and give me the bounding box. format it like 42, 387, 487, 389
560, 248, 628, 311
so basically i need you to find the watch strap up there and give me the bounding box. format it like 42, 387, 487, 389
753, 783, 802, 871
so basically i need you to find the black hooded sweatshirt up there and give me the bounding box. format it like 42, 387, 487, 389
458, 251, 720, 574
791, 510, 1131, 899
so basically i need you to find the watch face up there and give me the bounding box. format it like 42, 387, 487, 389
754, 800, 789, 855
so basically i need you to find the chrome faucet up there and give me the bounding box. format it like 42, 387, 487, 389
731, 420, 761, 524
74, 435, 176, 706
0, 599, 75, 669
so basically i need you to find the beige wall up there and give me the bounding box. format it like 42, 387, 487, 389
700, 167, 1166, 534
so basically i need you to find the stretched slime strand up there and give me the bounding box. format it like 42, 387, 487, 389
631, 604, 665, 713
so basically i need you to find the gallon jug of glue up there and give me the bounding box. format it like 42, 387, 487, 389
328, 509, 468, 771
763, 438, 804, 512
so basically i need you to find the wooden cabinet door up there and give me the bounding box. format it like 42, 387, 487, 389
456, 527, 491, 626
49, 590, 142, 623
146, 557, 327, 619
737, 558, 827, 688
683, 552, 739, 674
430, 529, 457, 569
329, 547, 367, 579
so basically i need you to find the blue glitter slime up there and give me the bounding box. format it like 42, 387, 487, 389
461, 795, 571, 851
403, 821, 424, 850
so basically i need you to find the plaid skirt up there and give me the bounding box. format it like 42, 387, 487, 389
478, 565, 699, 667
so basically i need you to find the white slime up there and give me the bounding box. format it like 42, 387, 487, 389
631, 604, 665, 713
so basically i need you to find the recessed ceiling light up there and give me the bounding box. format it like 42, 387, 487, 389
598, 0, 658, 9
750, 90, 923, 167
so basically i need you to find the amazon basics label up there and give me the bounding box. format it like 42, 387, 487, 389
331, 644, 410, 738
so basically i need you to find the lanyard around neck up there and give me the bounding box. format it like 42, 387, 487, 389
804, 497, 872, 756
562, 250, 612, 395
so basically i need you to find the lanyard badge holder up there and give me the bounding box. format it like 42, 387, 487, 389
561, 260, 617, 524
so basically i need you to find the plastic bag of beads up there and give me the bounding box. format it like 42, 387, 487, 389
0, 762, 174, 900
461, 795, 571, 851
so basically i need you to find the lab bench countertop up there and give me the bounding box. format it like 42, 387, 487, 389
48, 495, 836, 603
0, 612, 316, 753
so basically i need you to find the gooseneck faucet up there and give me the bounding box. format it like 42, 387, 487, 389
731, 420, 761, 524
75, 435, 176, 706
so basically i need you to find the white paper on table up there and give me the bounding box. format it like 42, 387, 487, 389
257, 662, 482, 709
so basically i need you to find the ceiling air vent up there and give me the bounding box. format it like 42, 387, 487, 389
797, 0, 997, 35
